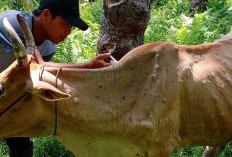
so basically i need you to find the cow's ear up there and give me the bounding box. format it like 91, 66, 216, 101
28, 81, 71, 101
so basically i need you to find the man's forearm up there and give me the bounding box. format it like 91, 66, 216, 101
40, 61, 92, 69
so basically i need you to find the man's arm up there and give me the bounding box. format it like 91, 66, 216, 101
33, 49, 113, 69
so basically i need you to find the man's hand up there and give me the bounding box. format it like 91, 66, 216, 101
88, 53, 113, 69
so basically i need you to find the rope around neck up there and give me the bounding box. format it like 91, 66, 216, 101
39, 66, 62, 136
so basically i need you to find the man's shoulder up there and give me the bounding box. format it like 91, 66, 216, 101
0, 10, 33, 53
0, 10, 31, 18
0, 10, 32, 27
0, 10, 20, 18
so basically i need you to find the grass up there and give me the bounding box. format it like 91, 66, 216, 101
33, 136, 74, 157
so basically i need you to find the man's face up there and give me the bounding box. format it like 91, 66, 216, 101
45, 15, 72, 44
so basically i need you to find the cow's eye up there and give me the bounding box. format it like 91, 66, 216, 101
0, 84, 5, 98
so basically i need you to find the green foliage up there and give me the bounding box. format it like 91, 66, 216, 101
33, 136, 74, 157
53, 37, 75, 63
220, 141, 232, 157
0, 0, 13, 12
171, 146, 205, 157
145, 0, 232, 45
52, 21, 100, 63
0, 139, 8, 157
80, 1, 102, 25
0, 0, 40, 14
145, 0, 190, 43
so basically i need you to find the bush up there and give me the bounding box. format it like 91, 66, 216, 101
33, 136, 74, 157
0, 139, 8, 157
145, 0, 232, 45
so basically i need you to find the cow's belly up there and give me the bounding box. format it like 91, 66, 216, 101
56, 129, 149, 157
179, 103, 232, 146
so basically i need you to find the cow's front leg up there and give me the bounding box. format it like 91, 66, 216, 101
147, 144, 174, 157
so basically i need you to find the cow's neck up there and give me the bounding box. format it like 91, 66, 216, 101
43, 56, 156, 134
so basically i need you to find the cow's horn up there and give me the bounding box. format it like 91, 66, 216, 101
3, 16, 27, 65
16, 14, 35, 54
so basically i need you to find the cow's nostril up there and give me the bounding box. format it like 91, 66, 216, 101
0, 85, 4, 96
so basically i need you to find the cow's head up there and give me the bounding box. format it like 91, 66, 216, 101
0, 15, 71, 124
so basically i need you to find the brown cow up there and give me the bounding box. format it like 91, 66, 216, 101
1, 14, 232, 157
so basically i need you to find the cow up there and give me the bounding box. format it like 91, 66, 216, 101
1, 14, 232, 157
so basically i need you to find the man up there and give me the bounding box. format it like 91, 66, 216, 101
0, 0, 112, 156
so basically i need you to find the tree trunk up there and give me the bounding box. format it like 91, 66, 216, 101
97, 0, 151, 61
21, 0, 33, 13
189, 0, 208, 15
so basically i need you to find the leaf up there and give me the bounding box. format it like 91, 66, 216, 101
224, 10, 232, 14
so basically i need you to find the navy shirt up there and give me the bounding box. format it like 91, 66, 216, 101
0, 10, 56, 61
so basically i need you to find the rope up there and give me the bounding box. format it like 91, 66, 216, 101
53, 68, 62, 136
0, 92, 29, 117
39, 66, 62, 136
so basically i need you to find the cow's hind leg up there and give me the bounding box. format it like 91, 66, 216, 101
202, 145, 226, 157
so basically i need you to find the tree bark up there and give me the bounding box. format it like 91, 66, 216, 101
97, 0, 151, 61
189, 0, 208, 15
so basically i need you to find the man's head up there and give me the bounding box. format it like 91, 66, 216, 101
32, 0, 88, 44
34, 0, 88, 31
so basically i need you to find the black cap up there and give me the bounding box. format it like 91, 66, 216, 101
38, 0, 88, 30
